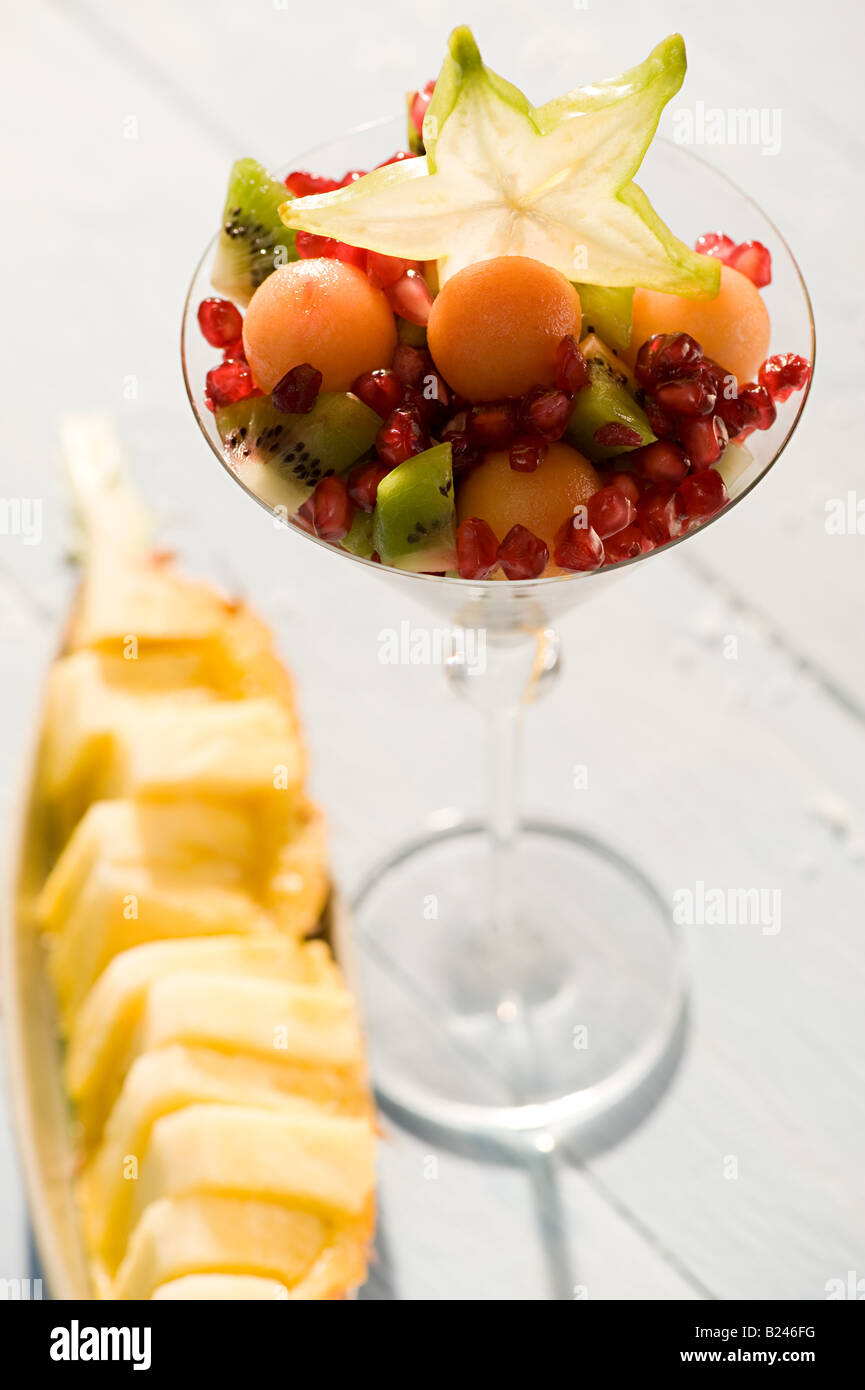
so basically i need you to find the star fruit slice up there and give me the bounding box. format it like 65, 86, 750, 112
279, 28, 719, 296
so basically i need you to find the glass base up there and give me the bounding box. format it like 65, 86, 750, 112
353, 820, 685, 1140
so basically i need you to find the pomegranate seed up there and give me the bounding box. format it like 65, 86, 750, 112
222, 337, 246, 362
311, 475, 354, 542
715, 391, 753, 437
296, 230, 338, 259
605, 524, 651, 563
593, 421, 643, 449
198, 298, 243, 349
352, 367, 404, 417
727, 240, 772, 288
271, 363, 322, 414
409, 80, 435, 136
441, 410, 468, 439
610, 471, 641, 505
294, 498, 316, 534
758, 353, 811, 403
366, 251, 411, 288
376, 151, 418, 168
738, 383, 776, 431
694, 231, 735, 262
629, 440, 689, 486
553, 516, 604, 572
376, 404, 426, 466
334, 241, 367, 271
347, 460, 391, 512
468, 401, 518, 449
384, 269, 433, 325
654, 376, 716, 416
522, 387, 573, 441
643, 396, 678, 441
679, 469, 729, 520
498, 525, 549, 580
653, 332, 703, 379
678, 414, 728, 470
447, 432, 482, 474
634, 334, 666, 387
205, 359, 255, 407
284, 171, 341, 197
392, 343, 432, 387
340, 169, 367, 187
636, 484, 686, 544
456, 517, 499, 579
555, 336, 590, 393
509, 436, 548, 473
586, 485, 636, 539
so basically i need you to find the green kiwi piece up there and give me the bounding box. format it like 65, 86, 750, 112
397, 318, 428, 348
211, 158, 298, 306
575, 283, 634, 351
215, 392, 379, 515
341, 510, 375, 559
565, 337, 655, 462
372, 443, 456, 572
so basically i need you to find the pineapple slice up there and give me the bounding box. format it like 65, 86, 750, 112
266, 801, 329, 935
152, 1274, 291, 1300
124, 1103, 375, 1258
82, 1043, 370, 1272
66, 936, 341, 1140
111, 1195, 328, 1301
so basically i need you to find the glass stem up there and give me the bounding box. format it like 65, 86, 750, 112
488, 700, 523, 1017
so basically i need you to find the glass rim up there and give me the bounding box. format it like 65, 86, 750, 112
181, 118, 816, 591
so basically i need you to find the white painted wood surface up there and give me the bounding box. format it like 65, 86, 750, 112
1, 0, 863, 1300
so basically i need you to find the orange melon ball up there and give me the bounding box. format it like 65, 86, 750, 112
457, 442, 600, 574
242, 259, 397, 393
428, 256, 581, 402
626, 264, 771, 385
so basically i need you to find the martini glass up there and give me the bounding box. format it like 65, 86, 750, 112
182, 115, 814, 1140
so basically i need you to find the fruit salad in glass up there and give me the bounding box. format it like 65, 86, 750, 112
186, 28, 810, 583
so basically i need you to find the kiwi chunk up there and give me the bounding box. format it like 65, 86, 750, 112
575, 284, 634, 351
372, 443, 456, 572
341, 510, 375, 559
215, 392, 379, 515
565, 334, 655, 462
211, 158, 299, 306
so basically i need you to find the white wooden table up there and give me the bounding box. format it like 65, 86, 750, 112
1, 0, 863, 1300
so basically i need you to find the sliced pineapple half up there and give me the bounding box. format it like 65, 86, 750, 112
152, 1274, 292, 1300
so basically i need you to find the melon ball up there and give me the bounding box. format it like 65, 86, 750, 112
457, 442, 600, 574
626, 265, 771, 385
242, 259, 398, 394
427, 256, 581, 402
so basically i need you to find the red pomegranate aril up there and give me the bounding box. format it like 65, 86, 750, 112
636, 484, 686, 544
654, 376, 716, 416
586, 485, 636, 539
284, 171, 341, 197
715, 391, 752, 437
295, 497, 316, 534
727, 239, 772, 288
678, 414, 728, 470
469, 401, 518, 449
456, 517, 499, 580
758, 352, 811, 403
272, 363, 322, 414
694, 231, 736, 262
630, 440, 689, 486
339, 169, 367, 187
392, 343, 431, 387
384, 269, 433, 325
634, 334, 666, 387
222, 337, 246, 362
553, 516, 605, 572
594, 421, 643, 449
334, 241, 367, 271
610, 471, 641, 505
509, 435, 547, 473
409, 80, 435, 136
376, 150, 417, 168
311, 475, 355, 542
347, 460, 391, 512
643, 395, 678, 441
605, 524, 651, 562
448, 432, 482, 474
522, 387, 573, 441
198, 297, 243, 349
376, 404, 427, 466
653, 332, 703, 378
678, 469, 728, 520
738, 383, 776, 431
352, 368, 404, 418
554, 335, 590, 393
366, 251, 411, 289
205, 359, 255, 407
498, 525, 549, 580
296, 230, 338, 259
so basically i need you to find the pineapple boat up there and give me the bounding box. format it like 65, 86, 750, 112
2, 419, 375, 1300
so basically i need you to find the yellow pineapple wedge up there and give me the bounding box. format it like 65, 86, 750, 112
66, 935, 342, 1141
152, 1274, 292, 1300
82, 1042, 371, 1273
